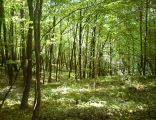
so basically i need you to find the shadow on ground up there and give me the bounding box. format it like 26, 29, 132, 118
0, 76, 156, 120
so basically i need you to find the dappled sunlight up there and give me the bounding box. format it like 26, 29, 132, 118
125, 80, 147, 91
78, 101, 107, 108
40, 77, 155, 116
89, 101, 105, 107
1, 76, 156, 119
52, 86, 71, 94
0, 86, 17, 93
56, 97, 76, 107
4, 99, 21, 107
147, 81, 156, 87
132, 82, 146, 91
0, 0, 155, 119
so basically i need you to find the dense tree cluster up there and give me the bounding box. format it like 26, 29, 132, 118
0, 0, 155, 119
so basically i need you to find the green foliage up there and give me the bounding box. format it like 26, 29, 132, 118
0, 0, 156, 119
1, 76, 156, 120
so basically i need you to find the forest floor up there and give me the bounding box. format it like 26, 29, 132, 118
0, 73, 156, 120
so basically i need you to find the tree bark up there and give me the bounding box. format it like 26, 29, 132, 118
83, 26, 89, 78
20, 2, 26, 86
32, 0, 43, 119
78, 10, 82, 79
20, 0, 33, 109
143, 0, 149, 76
56, 20, 63, 81
69, 23, 78, 78
48, 16, 55, 83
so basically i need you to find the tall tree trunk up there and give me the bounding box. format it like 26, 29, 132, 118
139, 1, 143, 75
48, 16, 55, 83
91, 20, 97, 78
32, 0, 43, 119
78, 10, 82, 79
0, 0, 9, 79
154, 21, 156, 76
0, 1, 2, 66
20, 0, 33, 109
83, 26, 89, 78
74, 34, 77, 80
56, 20, 63, 81
0, 0, 5, 67
7, 7, 15, 85
69, 23, 78, 78
0, 0, 2, 35
20, 2, 26, 86
132, 36, 135, 75
3, 17, 8, 75
109, 37, 112, 76
10, 7, 17, 72
143, 0, 149, 76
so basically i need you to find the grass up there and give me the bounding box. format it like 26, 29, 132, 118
0, 75, 156, 120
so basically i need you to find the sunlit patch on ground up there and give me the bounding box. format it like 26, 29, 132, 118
0, 76, 156, 120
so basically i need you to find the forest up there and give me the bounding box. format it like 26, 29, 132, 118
0, 0, 156, 120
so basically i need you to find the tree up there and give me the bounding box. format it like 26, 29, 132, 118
48, 16, 55, 83
32, 0, 43, 119
143, 0, 149, 75
20, 0, 33, 109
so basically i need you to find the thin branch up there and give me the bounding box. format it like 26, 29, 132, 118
41, 0, 105, 40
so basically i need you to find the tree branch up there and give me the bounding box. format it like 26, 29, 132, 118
41, 0, 105, 40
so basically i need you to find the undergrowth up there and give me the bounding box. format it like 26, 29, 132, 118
0, 75, 156, 120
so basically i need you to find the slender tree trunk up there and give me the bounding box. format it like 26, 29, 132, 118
127, 43, 131, 75
0, 0, 2, 34
154, 21, 156, 76
78, 10, 82, 79
20, 2, 26, 86
20, 0, 33, 109
48, 16, 55, 83
56, 20, 63, 81
48, 44, 53, 82
83, 26, 89, 78
69, 23, 78, 78
45, 47, 49, 71
0, 0, 8, 77
0, 0, 2, 66
91, 20, 97, 78
7, 7, 15, 85
74, 36, 77, 80
139, 1, 143, 75
132, 36, 135, 75
3, 17, 8, 75
109, 37, 112, 76
143, 0, 149, 76
32, 0, 43, 119
98, 44, 104, 76
0, 0, 5, 67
